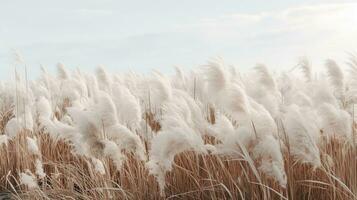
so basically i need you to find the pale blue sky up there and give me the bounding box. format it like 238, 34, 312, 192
0, 0, 357, 79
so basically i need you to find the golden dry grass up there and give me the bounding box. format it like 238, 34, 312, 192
0, 93, 356, 200
0, 127, 356, 200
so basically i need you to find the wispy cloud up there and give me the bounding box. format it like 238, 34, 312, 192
176, 2, 357, 41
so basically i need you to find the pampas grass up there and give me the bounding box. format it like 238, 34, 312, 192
0, 57, 356, 199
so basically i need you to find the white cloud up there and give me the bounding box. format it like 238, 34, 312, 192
177, 2, 357, 41
278, 3, 357, 32
170, 2, 357, 72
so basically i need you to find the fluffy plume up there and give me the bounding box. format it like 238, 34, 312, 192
146, 72, 173, 107
284, 105, 321, 167
26, 137, 40, 156
219, 84, 250, 120
67, 107, 103, 157
96, 65, 112, 91
252, 135, 286, 187
19, 170, 38, 189
91, 158, 106, 175
35, 159, 46, 178
299, 57, 312, 82
39, 117, 78, 142
36, 97, 52, 119
312, 82, 339, 107
57, 62, 70, 79
318, 103, 352, 140
209, 115, 244, 154
5, 118, 22, 138
203, 58, 229, 94
255, 64, 276, 91
101, 139, 125, 170
112, 83, 142, 128
326, 59, 344, 98
171, 66, 186, 90
290, 91, 313, 108
147, 114, 207, 194
106, 124, 146, 161
94, 92, 118, 127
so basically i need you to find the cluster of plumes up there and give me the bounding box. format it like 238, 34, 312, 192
1, 55, 357, 195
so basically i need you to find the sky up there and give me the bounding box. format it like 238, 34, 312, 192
0, 0, 357, 79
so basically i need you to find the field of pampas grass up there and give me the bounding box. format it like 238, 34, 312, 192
0, 56, 357, 200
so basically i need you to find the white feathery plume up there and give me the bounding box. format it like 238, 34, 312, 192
326, 59, 344, 99
19, 170, 38, 190
91, 158, 106, 175
60, 80, 81, 102
290, 91, 313, 108
5, 118, 22, 138
106, 124, 146, 161
346, 54, 357, 104
311, 82, 339, 107
101, 139, 125, 170
254, 64, 276, 91
284, 105, 321, 168
68, 94, 145, 161
277, 72, 293, 101
209, 115, 255, 156
179, 92, 209, 134
252, 135, 287, 187
26, 137, 40, 156
60, 114, 74, 125
252, 65, 280, 117
318, 103, 352, 141
60, 78, 88, 102
94, 92, 118, 128
248, 98, 279, 138
187, 70, 207, 102
75, 75, 89, 98
112, 83, 142, 129
203, 58, 229, 102
39, 117, 78, 142
57, 62, 70, 80
147, 127, 207, 195
96, 65, 112, 92
37, 97, 79, 142
67, 107, 103, 157
35, 159, 46, 178
84, 74, 100, 101
147, 71, 173, 107
171, 66, 187, 90
39, 66, 51, 90
36, 97, 52, 119
96, 92, 145, 158
299, 57, 312, 82
219, 84, 250, 121
23, 106, 34, 130
160, 94, 192, 130
210, 114, 286, 186
120, 71, 142, 97
147, 113, 208, 195
30, 82, 50, 100
208, 115, 243, 154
